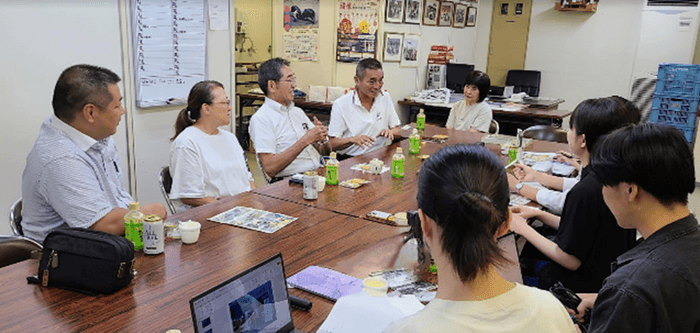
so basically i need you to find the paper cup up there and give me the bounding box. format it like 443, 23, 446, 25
362, 276, 388, 297
179, 221, 201, 244
317, 176, 326, 192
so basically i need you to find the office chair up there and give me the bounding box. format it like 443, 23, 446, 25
489, 119, 500, 134
522, 125, 568, 143
506, 70, 541, 97
9, 198, 23, 236
0, 235, 42, 268
158, 166, 177, 215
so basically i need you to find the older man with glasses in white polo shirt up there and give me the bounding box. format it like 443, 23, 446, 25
249, 58, 331, 180
327, 58, 402, 158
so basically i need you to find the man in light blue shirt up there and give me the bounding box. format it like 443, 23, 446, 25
22, 64, 166, 243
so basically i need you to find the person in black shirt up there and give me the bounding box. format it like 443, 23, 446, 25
509, 97, 639, 292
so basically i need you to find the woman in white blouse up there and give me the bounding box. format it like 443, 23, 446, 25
445, 70, 492, 133
169, 81, 255, 213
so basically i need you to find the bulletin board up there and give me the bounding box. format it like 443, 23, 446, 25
131, 0, 207, 108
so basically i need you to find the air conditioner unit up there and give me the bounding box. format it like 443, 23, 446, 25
647, 0, 698, 7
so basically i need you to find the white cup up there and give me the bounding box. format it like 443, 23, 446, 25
179, 221, 201, 244
362, 276, 388, 297
317, 176, 326, 192
394, 212, 410, 233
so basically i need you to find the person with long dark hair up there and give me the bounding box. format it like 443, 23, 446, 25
385, 144, 575, 332
169, 81, 254, 212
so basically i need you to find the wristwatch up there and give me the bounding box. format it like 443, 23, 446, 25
515, 183, 523, 194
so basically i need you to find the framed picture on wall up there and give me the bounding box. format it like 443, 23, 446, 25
422, 0, 439, 26
385, 0, 405, 23
467, 6, 477, 27
438, 1, 454, 27
404, 0, 422, 24
401, 34, 420, 67
453, 3, 467, 28
383, 32, 404, 62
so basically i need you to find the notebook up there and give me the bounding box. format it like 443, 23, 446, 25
189, 253, 306, 333
286, 266, 363, 301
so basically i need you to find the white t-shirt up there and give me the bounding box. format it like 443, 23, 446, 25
328, 91, 401, 156
446, 100, 492, 132
384, 284, 577, 333
249, 97, 322, 177
169, 126, 252, 213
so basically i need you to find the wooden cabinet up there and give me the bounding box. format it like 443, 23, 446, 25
554, 0, 598, 12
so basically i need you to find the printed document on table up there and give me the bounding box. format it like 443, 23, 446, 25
317, 292, 424, 333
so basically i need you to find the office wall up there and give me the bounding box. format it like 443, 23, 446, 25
271, 0, 480, 123
0, 1, 127, 236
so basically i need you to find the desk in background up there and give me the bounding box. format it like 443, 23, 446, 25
399, 97, 571, 135
236, 92, 333, 150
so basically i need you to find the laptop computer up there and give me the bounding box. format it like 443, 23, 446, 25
189, 253, 306, 333
496, 232, 523, 284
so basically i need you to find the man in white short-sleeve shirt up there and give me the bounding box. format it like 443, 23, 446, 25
328, 58, 402, 156
22, 64, 166, 242
249, 58, 331, 179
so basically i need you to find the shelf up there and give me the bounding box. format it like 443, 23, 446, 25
554, 2, 597, 12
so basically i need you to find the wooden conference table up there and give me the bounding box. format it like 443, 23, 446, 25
0, 125, 568, 333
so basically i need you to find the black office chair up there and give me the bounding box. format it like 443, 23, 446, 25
522, 125, 567, 143
8, 198, 23, 236
506, 70, 541, 97
159, 166, 177, 215
0, 235, 42, 268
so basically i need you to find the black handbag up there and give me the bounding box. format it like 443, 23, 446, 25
27, 227, 136, 295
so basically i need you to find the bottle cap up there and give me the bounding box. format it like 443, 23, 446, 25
397, 147, 403, 154
129, 202, 140, 210
419, 108, 424, 113
330, 152, 337, 159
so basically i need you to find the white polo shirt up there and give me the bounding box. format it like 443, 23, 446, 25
328, 90, 401, 156
249, 97, 322, 177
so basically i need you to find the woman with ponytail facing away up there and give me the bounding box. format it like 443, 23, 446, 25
169, 81, 255, 213
384, 144, 575, 333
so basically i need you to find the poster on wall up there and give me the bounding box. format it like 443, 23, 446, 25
336, 0, 380, 63
453, 3, 467, 28
383, 33, 403, 62
284, 0, 320, 61
404, 0, 422, 24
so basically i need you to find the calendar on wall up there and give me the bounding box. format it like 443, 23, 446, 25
131, 0, 207, 108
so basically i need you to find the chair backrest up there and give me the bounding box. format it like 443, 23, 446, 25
0, 235, 42, 268
505, 70, 541, 97
255, 154, 274, 185
159, 166, 177, 215
9, 198, 23, 236
489, 119, 499, 134
521, 125, 568, 143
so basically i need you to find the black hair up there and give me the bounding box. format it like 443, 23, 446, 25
591, 123, 694, 206
463, 70, 490, 103
258, 58, 290, 96
171, 80, 224, 141
52, 64, 121, 123
568, 97, 641, 155
356, 58, 383, 80
416, 144, 510, 282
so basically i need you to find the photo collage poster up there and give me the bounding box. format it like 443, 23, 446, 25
336, 0, 380, 63
283, 0, 320, 61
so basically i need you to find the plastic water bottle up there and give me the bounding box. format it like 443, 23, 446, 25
124, 202, 144, 251
326, 152, 339, 185
409, 129, 420, 155
416, 108, 426, 130
392, 147, 405, 179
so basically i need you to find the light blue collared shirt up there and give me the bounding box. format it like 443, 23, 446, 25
21, 116, 132, 242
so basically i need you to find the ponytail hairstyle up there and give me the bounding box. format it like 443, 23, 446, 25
416, 144, 511, 282
171, 80, 224, 141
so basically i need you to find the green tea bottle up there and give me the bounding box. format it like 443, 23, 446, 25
326, 152, 339, 185
392, 147, 405, 179
409, 129, 420, 155
416, 108, 426, 130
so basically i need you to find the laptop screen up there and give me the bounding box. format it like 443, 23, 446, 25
190, 253, 295, 333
